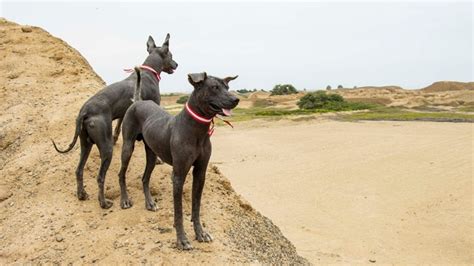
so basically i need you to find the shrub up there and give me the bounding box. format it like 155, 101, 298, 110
296, 91, 374, 111
337, 85, 343, 89
236, 89, 258, 94
297, 91, 343, 110
176, 95, 189, 104
270, 84, 298, 96
326, 85, 332, 90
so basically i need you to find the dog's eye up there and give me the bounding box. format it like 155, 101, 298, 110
213, 86, 219, 90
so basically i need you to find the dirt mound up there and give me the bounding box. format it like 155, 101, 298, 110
334, 83, 474, 109
248, 91, 269, 99
0, 19, 308, 264
238, 83, 473, 111
348, 85, 404, 92
420, 81, 474, 92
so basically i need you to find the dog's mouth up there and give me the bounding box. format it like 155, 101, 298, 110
210, 103, 234, 117
163, 65, 177, 74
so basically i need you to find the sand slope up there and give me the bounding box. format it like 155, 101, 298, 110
212, 119, 473, 264
0, 19, 307, 264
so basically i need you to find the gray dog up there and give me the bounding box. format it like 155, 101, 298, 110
118, 68, 239, 250
52, 34, 178, 209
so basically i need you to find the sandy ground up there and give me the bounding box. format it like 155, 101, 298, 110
211, 119, 473, 264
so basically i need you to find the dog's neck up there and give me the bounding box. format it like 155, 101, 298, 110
142, 55, 163, 74
178, 97, 215, 136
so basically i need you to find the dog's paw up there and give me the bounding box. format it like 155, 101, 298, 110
77, 190, 89, 201
196, 230, 213, 243
121, 198, 133, 209
145, 200, 158, 212
176, 238, 193, 250
100, 199, 113, 209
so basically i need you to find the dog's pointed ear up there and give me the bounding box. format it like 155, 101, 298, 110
188, 72, 207, 86
159, 33, 170, 54
223, 75, 238, 85
163, 33, 170, 47
147, 35, 156, 54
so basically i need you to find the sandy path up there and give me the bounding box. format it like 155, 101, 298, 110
211, 119, 473, 264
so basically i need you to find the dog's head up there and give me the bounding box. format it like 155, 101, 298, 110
145, 34, 178, 74
188, 72, 240, 117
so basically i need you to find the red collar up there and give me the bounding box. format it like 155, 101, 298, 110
185, 102, 213, 124
124, 65, 161, 81
139, 65, 161, 81
185, 102, 234, 136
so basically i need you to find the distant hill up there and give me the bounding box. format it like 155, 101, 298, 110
420, 81, 474, 92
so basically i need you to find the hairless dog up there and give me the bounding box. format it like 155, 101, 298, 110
118, 69, 239, 250
52, 34, 178, 209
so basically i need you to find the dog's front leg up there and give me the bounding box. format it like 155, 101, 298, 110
172, 170, 193, 250
191, 158, 212, 243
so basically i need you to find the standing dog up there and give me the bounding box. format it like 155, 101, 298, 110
52, 34, 178, 209
118, 70, 239, 250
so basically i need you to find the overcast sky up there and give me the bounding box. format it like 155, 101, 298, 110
2, 1, 472, 92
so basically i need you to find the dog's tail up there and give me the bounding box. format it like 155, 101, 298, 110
133, 66, 142, 102
51, 112, 85, 153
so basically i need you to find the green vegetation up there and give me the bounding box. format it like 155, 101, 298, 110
227, 107, 329, 122
457, 104, 474, 112
270, 84, 298, 96
297, 91, 374, 111
236, 89, 257, 94
176, 95, 189, 104
341, 107, 474, 122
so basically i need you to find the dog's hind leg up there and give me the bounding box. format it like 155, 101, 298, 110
86, 116, 114, 209
75, 130, 93, 200
96, 138, 114, 209
118, 135, 135, 209
192, 156, 213, 243
142, 143, 157, 211
113, 118, 122, 144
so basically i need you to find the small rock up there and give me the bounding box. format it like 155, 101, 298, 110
369, 259, 376, 263
21, 26, 33, 33
157, 227, 172, 234
55, 236, 64, 242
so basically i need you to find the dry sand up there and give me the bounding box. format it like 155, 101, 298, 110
211, 119, 473, 264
